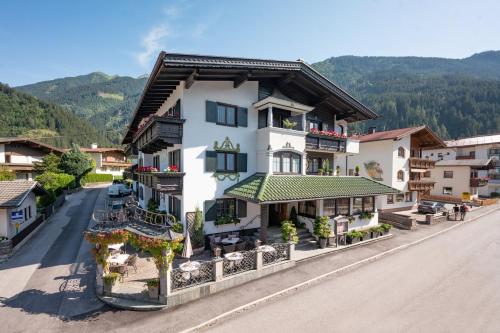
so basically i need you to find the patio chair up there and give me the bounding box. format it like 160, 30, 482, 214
223, 244, 236, 253
236, 241, 246, 251
126, 253, 138, 273
109, 264, 127, 282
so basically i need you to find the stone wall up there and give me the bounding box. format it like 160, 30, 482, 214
379, 212, 417, 230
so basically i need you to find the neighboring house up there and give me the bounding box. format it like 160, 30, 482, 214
421, 159, 495, 200
81, 144, 131, 177
0, 180, 46, 239
0, 138, 64, 180
122, 52, 398, 240
423, 133, 500, 196
348, 126, 446, 212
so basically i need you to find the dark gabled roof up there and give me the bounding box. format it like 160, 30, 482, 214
0, 181, 47, 208
122, 52, 379, 144
0, 137, 65, 154
352, 126, 446, 149
224, 173, 399, 204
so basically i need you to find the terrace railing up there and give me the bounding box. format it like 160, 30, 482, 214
262, 243, 289, 266
171, 261, 214, 291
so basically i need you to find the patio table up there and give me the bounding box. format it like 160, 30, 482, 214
179, 261, 201, 280
108, 253, 130, 265
257, 245, 276, 253
108, 243, 124, 251
224, 252, 244, 266
221, 237, 240, 245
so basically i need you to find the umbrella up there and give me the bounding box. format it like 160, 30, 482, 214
182, 231, 193, 260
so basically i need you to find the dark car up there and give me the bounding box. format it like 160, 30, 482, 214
417, 201, 446, 214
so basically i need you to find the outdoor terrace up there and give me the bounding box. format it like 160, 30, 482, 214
134, 115, 185, 154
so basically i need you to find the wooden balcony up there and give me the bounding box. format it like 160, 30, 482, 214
137, 172, 185, 194
470, 178, 489, 187
305, 134, 346, 153
134, 116, 185, 154
409, 157, 435, 169
408, 180, 435, 191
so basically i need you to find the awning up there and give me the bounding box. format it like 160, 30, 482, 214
224, 173, 400, 204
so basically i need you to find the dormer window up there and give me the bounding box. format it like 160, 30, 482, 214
273, 151, 301, 174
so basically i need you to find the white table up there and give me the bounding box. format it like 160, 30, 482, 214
179, 261, 201, 280
108, 243, 124, 251
108, 253, 129, 265
221, 237, 240, 245
257, 245, 276, 253
224, 252, 244, 266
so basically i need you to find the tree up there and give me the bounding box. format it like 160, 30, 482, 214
33, 152, 62, 173
0, 167, 15, 181
59, 144, 93, 182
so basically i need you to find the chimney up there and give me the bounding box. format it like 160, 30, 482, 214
91, 143, 98, 149
368, 127, 376, 134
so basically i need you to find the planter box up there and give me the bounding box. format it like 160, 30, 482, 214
370, 231, 380, 239
318, 238, 328, 249
347, 236, 360, 245
103, 282, 115, 296
148, 286, 159, 299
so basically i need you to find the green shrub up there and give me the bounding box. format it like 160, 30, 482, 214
347, 230, 364, 239
35, 172, 76, 196
146, 278, 159, 287
37, 192, 56, 207
0, 167, 16, 181
380, 223, 392, 232
281, 220, 298, 243
103, 273, 120, 286
191, 207, 204, 248
313, 216, 331, 239
490, 192, 500, 198
83, 173, 113, 183
172, 222, 183, 233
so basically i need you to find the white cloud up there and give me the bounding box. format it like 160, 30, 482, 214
164, 5, 180, 18
135, 25, 169, 67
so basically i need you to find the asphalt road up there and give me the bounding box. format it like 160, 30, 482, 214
204, 209, 500, 333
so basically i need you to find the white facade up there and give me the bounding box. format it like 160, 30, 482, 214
0, 192, 37, 239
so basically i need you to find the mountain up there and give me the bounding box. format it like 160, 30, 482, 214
17, 72, 148, 143
0, 83, 112, 148
16, 51, 500, 141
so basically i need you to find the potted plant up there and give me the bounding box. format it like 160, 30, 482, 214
354, 165, 360, 176
347, 215, 355, 224
359, 211, 374, 220
346, 230, 363, 245
146, 278, 159, 299
380, 223, 392, 235
282, 118, 297, 129
103, 272, 120, 295
318, 168, 324, 176
281, 220, 298, 243
359, 229, 369, 240
336, 165, 341, 176
322, 160, 330, 176
314, 216, 331, 249
369, 226, 383, 238
191, 207, 205, 254
328, 168, 333, 176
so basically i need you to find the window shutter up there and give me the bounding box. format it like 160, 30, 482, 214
204, 200, 216, 221
175, 198, 182, 221
237, 153, 247, 172
205, 151, 217, 172
237, 107, 248, 127
237, 199, 247, 218
206, 101, 217, 123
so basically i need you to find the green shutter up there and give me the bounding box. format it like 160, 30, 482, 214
237, 199, 247, 218
204, 200, 216, 221
206, 100, 217, 123
205, 150, 217, 172
237, 107, 248, 127
237, 153, 247, 172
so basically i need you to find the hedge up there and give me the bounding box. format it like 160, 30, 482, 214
35, 172, 76, 196
83, 173, 114, 183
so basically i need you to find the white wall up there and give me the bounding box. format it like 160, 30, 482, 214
426, 166, 472, 198
0, 144, 5, 163
1, 192, 37, 238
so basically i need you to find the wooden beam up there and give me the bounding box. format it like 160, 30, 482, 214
184, 69, 198, 89
277, 73, 296, 88
233, 73, 249, 88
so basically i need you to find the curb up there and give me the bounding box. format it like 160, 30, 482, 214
180, 205, 500, 333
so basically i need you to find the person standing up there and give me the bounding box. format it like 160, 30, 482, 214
460, 203, 467, 221
453, 204, 460, 221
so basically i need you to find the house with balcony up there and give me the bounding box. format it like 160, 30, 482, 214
0, 138, 64, 180
81, 144, 132, 178
122, 52, 398, 240
422, 133, 500, 197
347, 126, 446, 212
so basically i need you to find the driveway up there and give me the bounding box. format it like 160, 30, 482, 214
0, 186, 107, 332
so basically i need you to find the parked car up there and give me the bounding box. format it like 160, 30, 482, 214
108, 184, 121, 197
417, 201, 446, 214
117, 183, 132, 196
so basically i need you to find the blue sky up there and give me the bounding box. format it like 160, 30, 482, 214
1, 0, 499, 86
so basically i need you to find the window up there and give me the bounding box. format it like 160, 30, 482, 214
387, 194, 394, 204
217, 103, 237, 126
337, 198, 350, 215
216, 152, 236, 172
5, 154, 11, 163
169, 196, 181, 220
309, 121, 321, 131
423, 171, 431, 178
398, 147, 405, 158
362, 197, 375, 212
24, 207, 28, 221
216, 199, 236, 218
396, 193, 404, 202
153, 155, 160, 170
273, 152, 301, 174
443, 187, 453, 195
168, 149, 181, 171
298, 200, 316, 217
28, 206, 32, 219
353, 197, 363, 214
323, 199, 336, 217
139, 186, 144, 200
444, 171, 453, 178
307, 158, 321, 174
405, 192, 413, 202
397, 170, 405, 181
138, 157, 144, 167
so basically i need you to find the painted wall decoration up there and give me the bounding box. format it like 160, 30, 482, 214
364, 161, 384, 181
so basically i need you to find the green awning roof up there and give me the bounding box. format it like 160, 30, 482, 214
224, 173, 399, 203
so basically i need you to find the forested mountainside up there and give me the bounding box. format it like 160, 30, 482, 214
17, 72, 147, 143
0, 83, 112, 148
16, 51, 500, 142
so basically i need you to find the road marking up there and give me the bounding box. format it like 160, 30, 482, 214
179, 206, 500, 333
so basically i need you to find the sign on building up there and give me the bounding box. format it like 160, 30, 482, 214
11, 210, 24, 221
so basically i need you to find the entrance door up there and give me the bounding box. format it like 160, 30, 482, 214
269, 203, 288, 226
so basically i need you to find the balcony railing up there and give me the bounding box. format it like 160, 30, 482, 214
408, 180, 435, 191
305, 134, 346, 153
134, 116, 185, 154
470, 178, 489, 187
137, 172, 185, 194
409, 157, 435, 169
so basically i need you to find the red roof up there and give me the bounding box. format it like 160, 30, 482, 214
80, 148, 124, 153
352, 126, 426, 142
